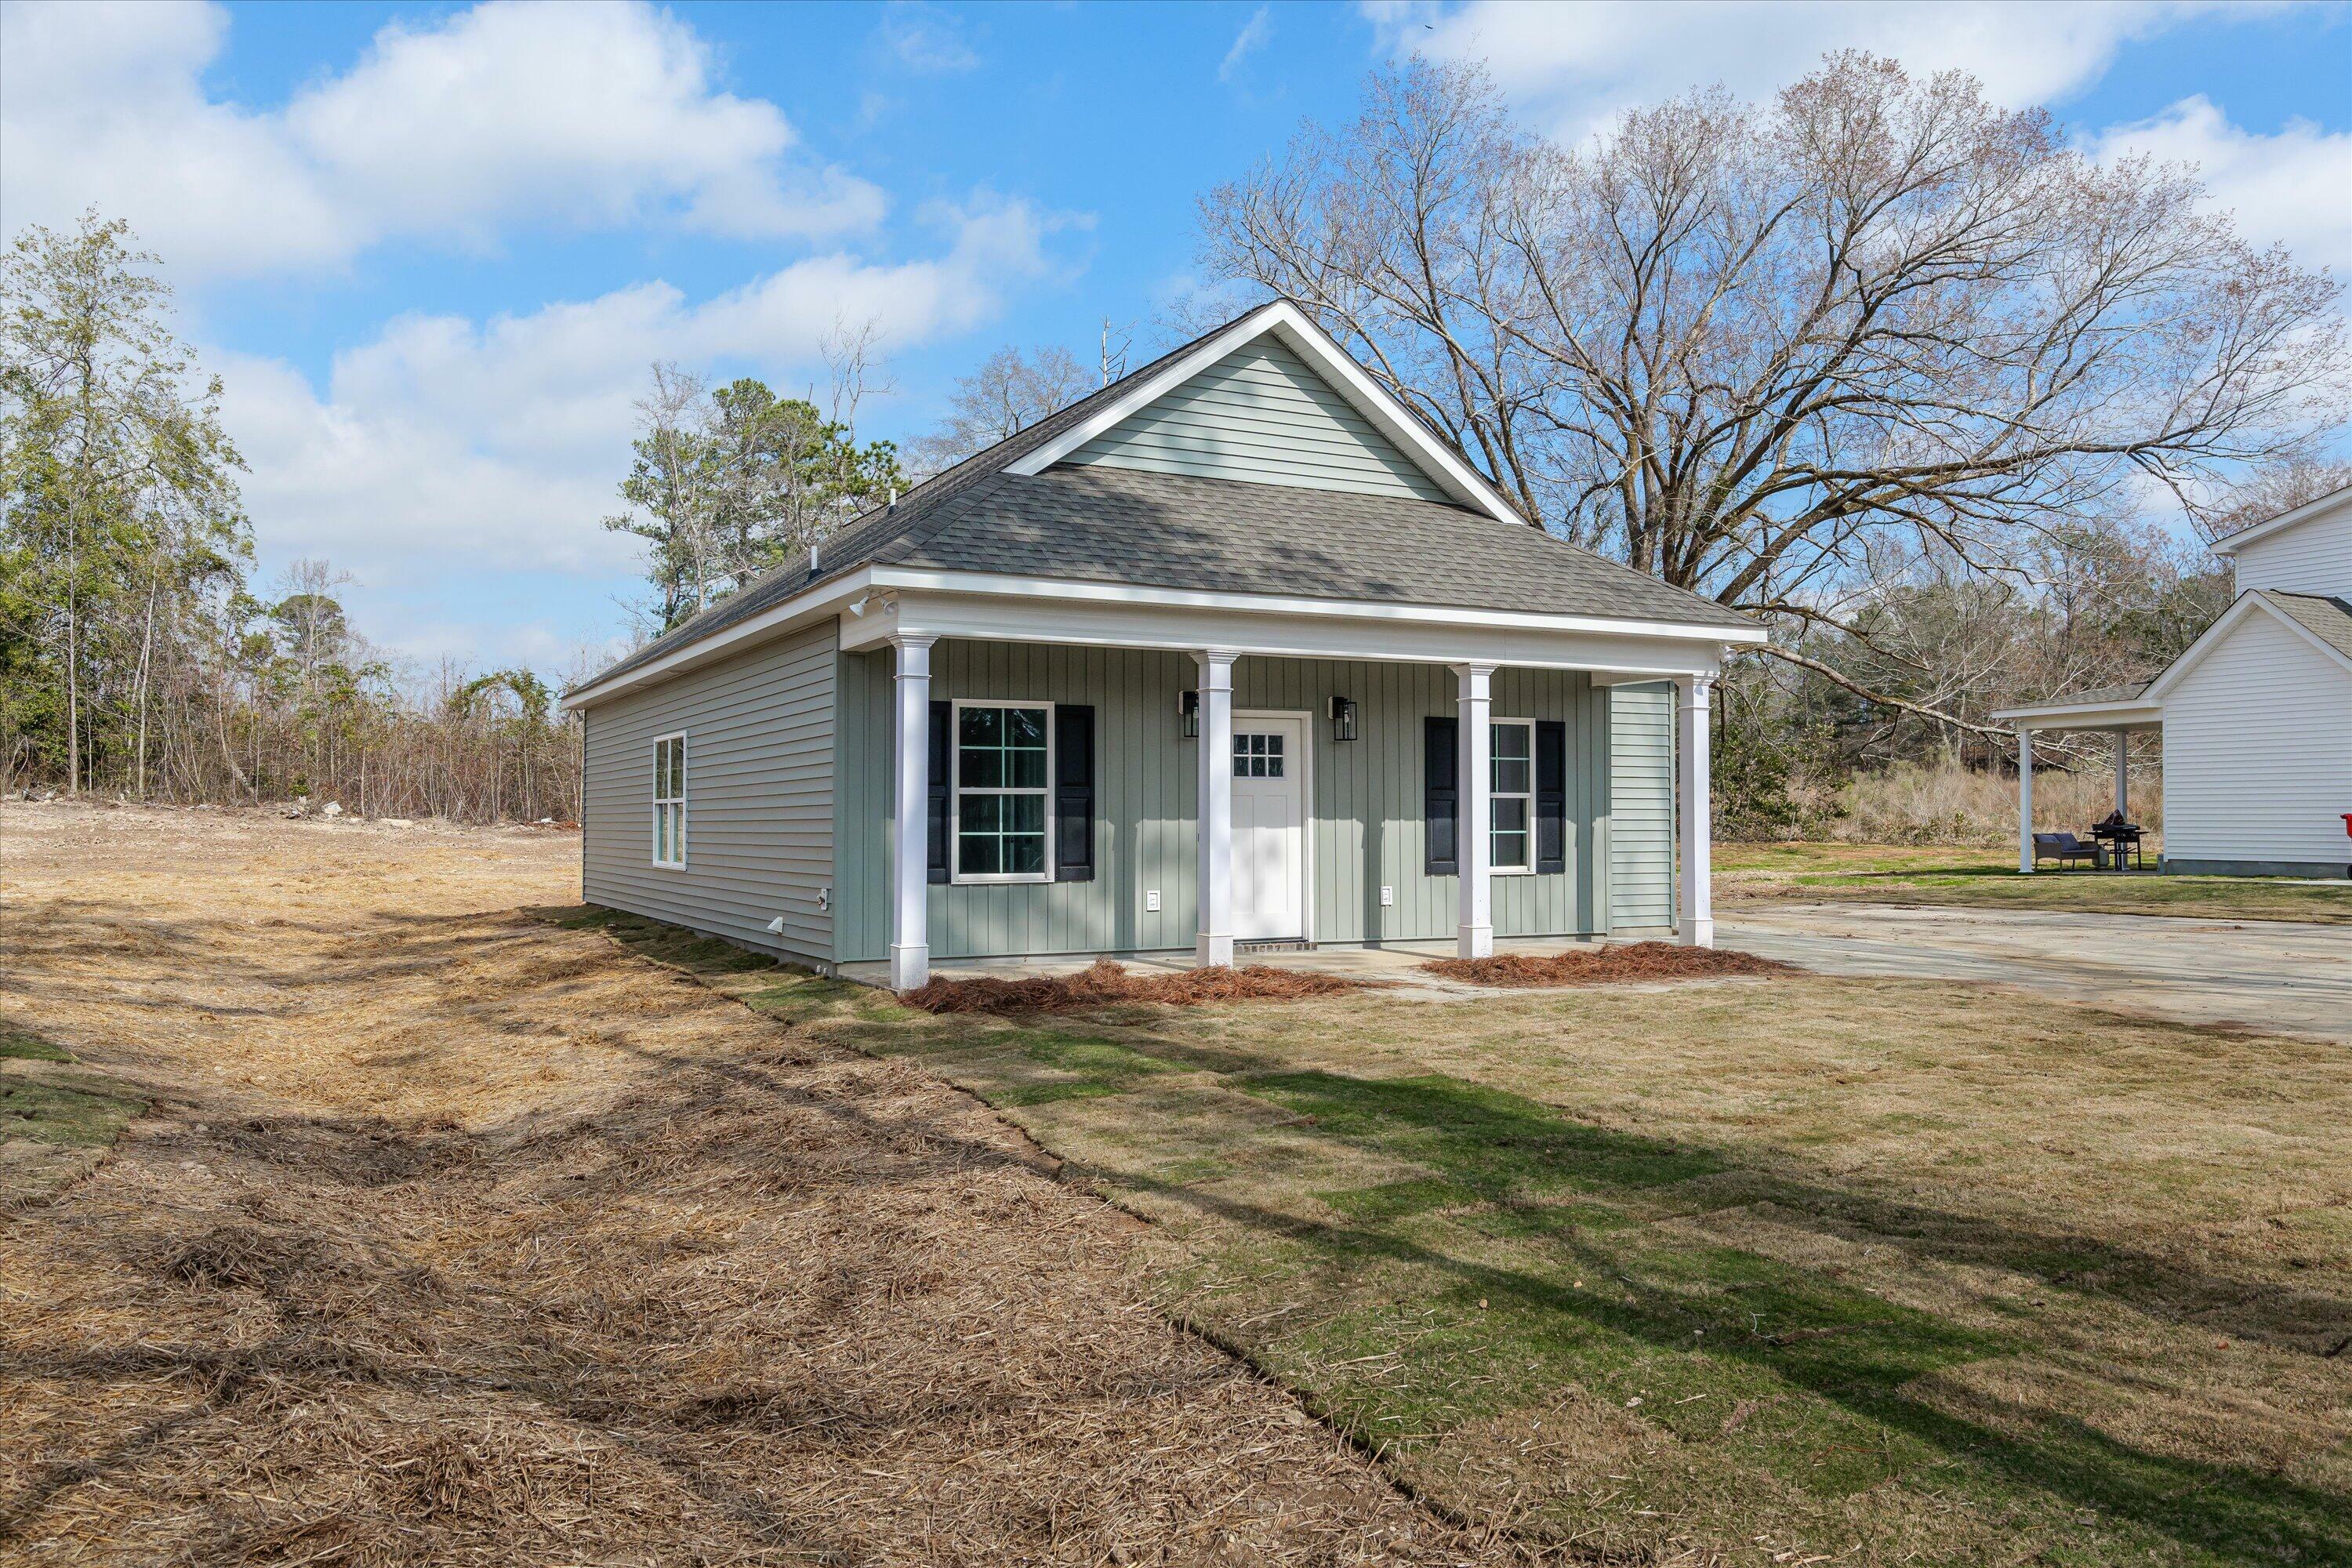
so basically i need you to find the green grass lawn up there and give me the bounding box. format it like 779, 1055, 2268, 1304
0, 1023, 144, 1205
576, 908, 2352, 1567
1718, 842, 2352, 924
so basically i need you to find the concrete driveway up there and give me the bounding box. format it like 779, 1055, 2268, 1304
1719, 902, 2352, 1044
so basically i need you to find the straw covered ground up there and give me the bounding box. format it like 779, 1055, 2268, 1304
0, 800, 1505, 1566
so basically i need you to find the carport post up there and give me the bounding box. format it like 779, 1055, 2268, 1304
2017, 724, 2035, 874
2113, 728, 2129, 818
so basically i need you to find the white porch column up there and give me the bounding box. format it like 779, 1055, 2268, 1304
1454, 662, 1495, 959
888, 634, 936, 991
1676, 673, 1715, 947
2113, 728, 2129, 817
2017, 724, 2036, 874
1194, 649, 1238, 968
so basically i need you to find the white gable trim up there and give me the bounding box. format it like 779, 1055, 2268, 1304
1005, 300, 1526, 527
2209, 484, 2352, 555
2144, 591, 2352, 702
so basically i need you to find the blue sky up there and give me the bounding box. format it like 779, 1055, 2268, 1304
4, 0, 2348, 679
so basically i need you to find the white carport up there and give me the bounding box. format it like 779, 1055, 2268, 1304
1989, 685, 2161, 873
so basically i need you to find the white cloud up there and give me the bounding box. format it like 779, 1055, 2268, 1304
876, 5, 981, 75
1220, 8, 1276, 84
1365, 1, 2235, 143
215, 198, 1070, 654
0, 0, 884, 279
2087, 96, 2352, 274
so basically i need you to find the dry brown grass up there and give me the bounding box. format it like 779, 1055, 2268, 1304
906, 958, 1380, 1016
1420, 942, 1799, 988
0, 800, 1504, 1566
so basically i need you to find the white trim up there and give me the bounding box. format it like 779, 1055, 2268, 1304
1487, 717, 1535, 875
650, 731, 687, 869
860, 567, 1766, 645
1454, 662, 1495, 959
1231, 708, 1315, 943
947, 698, 1057, 885
1991, 696, 2163, 729
1006, 300, 1530, 527
2208, 484, 2352, 555
563, 568, 876, 710
1676, 675, 1714, 947
1196, 651, 1240, 966
2144, 592, 2352, 702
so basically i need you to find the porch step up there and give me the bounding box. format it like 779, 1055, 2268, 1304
1235, 939, 1311, 955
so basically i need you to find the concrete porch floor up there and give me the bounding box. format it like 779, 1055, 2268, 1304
837, 935, 1635, 1000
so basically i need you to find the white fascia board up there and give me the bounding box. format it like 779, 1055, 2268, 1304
559, 567, 876, 711
1004, 299, 1529, 528
2207, 484, 2352, 555
848, 584, 1737, 678
2143, 592, 2352, 702
1989, 700, 2165, 730
856, 567, 1764, 647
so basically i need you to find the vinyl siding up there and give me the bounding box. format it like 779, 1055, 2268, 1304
2161, 607, 2352, 866
581, 620, 837, 964
1064, 337, 1456, 503
1607, 682, 1677, 930
2229, 504, 2350, 598
834, 643, 1623, 962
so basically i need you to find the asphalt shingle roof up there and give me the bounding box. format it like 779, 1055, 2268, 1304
574, 306, 1751, 696
2259, 590, 2352, 663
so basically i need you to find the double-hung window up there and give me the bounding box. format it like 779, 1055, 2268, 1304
652, 734, 687, 869
1490, 720, 1533, 873
953, 702, 1052, 882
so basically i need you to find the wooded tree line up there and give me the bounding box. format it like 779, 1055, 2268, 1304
11, 53, 2347, 833
1, 214, 578, 821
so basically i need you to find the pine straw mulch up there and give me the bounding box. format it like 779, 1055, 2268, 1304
904, 958, 1381, 1016
1421, 940, 1801, 988
0, 801, 1514, 1567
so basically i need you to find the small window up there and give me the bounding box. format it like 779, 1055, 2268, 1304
652, 734, 687, 869
955, 702, 1052, 882
1490, 720, 1532, 873
1232, 731, 1285, 778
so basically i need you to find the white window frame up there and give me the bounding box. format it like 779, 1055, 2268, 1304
651, 731, 688, 869
949, 698, 1056, 885
1490, 717, 1534, 876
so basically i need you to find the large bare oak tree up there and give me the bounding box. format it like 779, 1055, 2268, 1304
1198, 53, 2347, 727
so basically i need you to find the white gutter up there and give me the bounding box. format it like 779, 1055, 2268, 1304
564, 563, 1761, 710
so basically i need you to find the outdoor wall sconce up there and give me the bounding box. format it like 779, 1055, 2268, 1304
1180, 689, 1200, 739
1329, 695, 1359, 741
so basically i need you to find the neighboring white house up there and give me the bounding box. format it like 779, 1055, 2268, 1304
1994, 485, 2352, 879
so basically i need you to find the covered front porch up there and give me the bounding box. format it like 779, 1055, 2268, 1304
1992, 685, 2162, 873
839, 581, 1746, 990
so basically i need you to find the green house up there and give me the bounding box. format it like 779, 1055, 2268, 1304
564, 303, 1759, 988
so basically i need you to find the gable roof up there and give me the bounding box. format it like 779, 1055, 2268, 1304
570, 300, 1752, 700
2144, 589, 2352, 701
2209, 483, 2352, 555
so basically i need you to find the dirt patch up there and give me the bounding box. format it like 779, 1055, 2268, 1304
0, 801, 1497, 1565
904, 957, 1381, 1015
1421, 939, 1800, 987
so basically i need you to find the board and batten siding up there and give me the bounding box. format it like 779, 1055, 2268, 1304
1606, 681, 1678, 931
581, 620, 837, 964
2228, 503, 2350, 599
2161, 608, 2352, 873
834, 641, 1625, 963
1063, 337, 1454, 503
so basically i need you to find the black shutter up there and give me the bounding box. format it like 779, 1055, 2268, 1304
1054, 704, 1095, 882
927, 700, 952, 884
1536, 720, 1567, 874
1424, 716, 1458, 875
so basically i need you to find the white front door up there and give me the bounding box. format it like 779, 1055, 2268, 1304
1229, 715, 1306, 941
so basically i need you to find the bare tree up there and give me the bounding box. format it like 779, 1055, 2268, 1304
1200, 53, 2349, 729
907, 343, 1094, 477
2193, 457, 2352, 543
